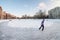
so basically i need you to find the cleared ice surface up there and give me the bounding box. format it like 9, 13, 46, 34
0, 19, 60, 40
7, 19, 55, 28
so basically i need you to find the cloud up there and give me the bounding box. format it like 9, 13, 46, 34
52, 0, 60, 6
36, 0, 60, 14
33, 2, 47, 13
48, 0, 60, 10
37, 2, 47, 10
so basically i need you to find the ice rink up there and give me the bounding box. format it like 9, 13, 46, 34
0, 19, 60, 40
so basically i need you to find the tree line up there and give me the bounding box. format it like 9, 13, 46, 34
20, 10, 49, 19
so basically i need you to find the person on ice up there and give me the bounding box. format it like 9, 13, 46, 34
39, 19, 45, 31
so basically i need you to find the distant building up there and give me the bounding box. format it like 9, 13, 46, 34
0, 6, 20, 19
48, 7, 60, 19
0, 6, 3, 19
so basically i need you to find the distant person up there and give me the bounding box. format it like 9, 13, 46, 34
39, 19, 45, 31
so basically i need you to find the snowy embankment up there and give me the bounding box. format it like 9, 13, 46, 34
0, 20, 9, 23
0, 19, 60, 40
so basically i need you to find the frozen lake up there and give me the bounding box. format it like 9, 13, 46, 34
0, 19, 60, 40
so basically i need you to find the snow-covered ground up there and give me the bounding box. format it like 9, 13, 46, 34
0, 19, 60, 40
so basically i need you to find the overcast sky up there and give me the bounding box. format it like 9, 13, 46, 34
0, 0, 60, 17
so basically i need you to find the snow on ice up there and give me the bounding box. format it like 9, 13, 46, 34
0, 19, 60, 40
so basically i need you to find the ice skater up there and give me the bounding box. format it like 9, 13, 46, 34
39, 19, 45, 31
